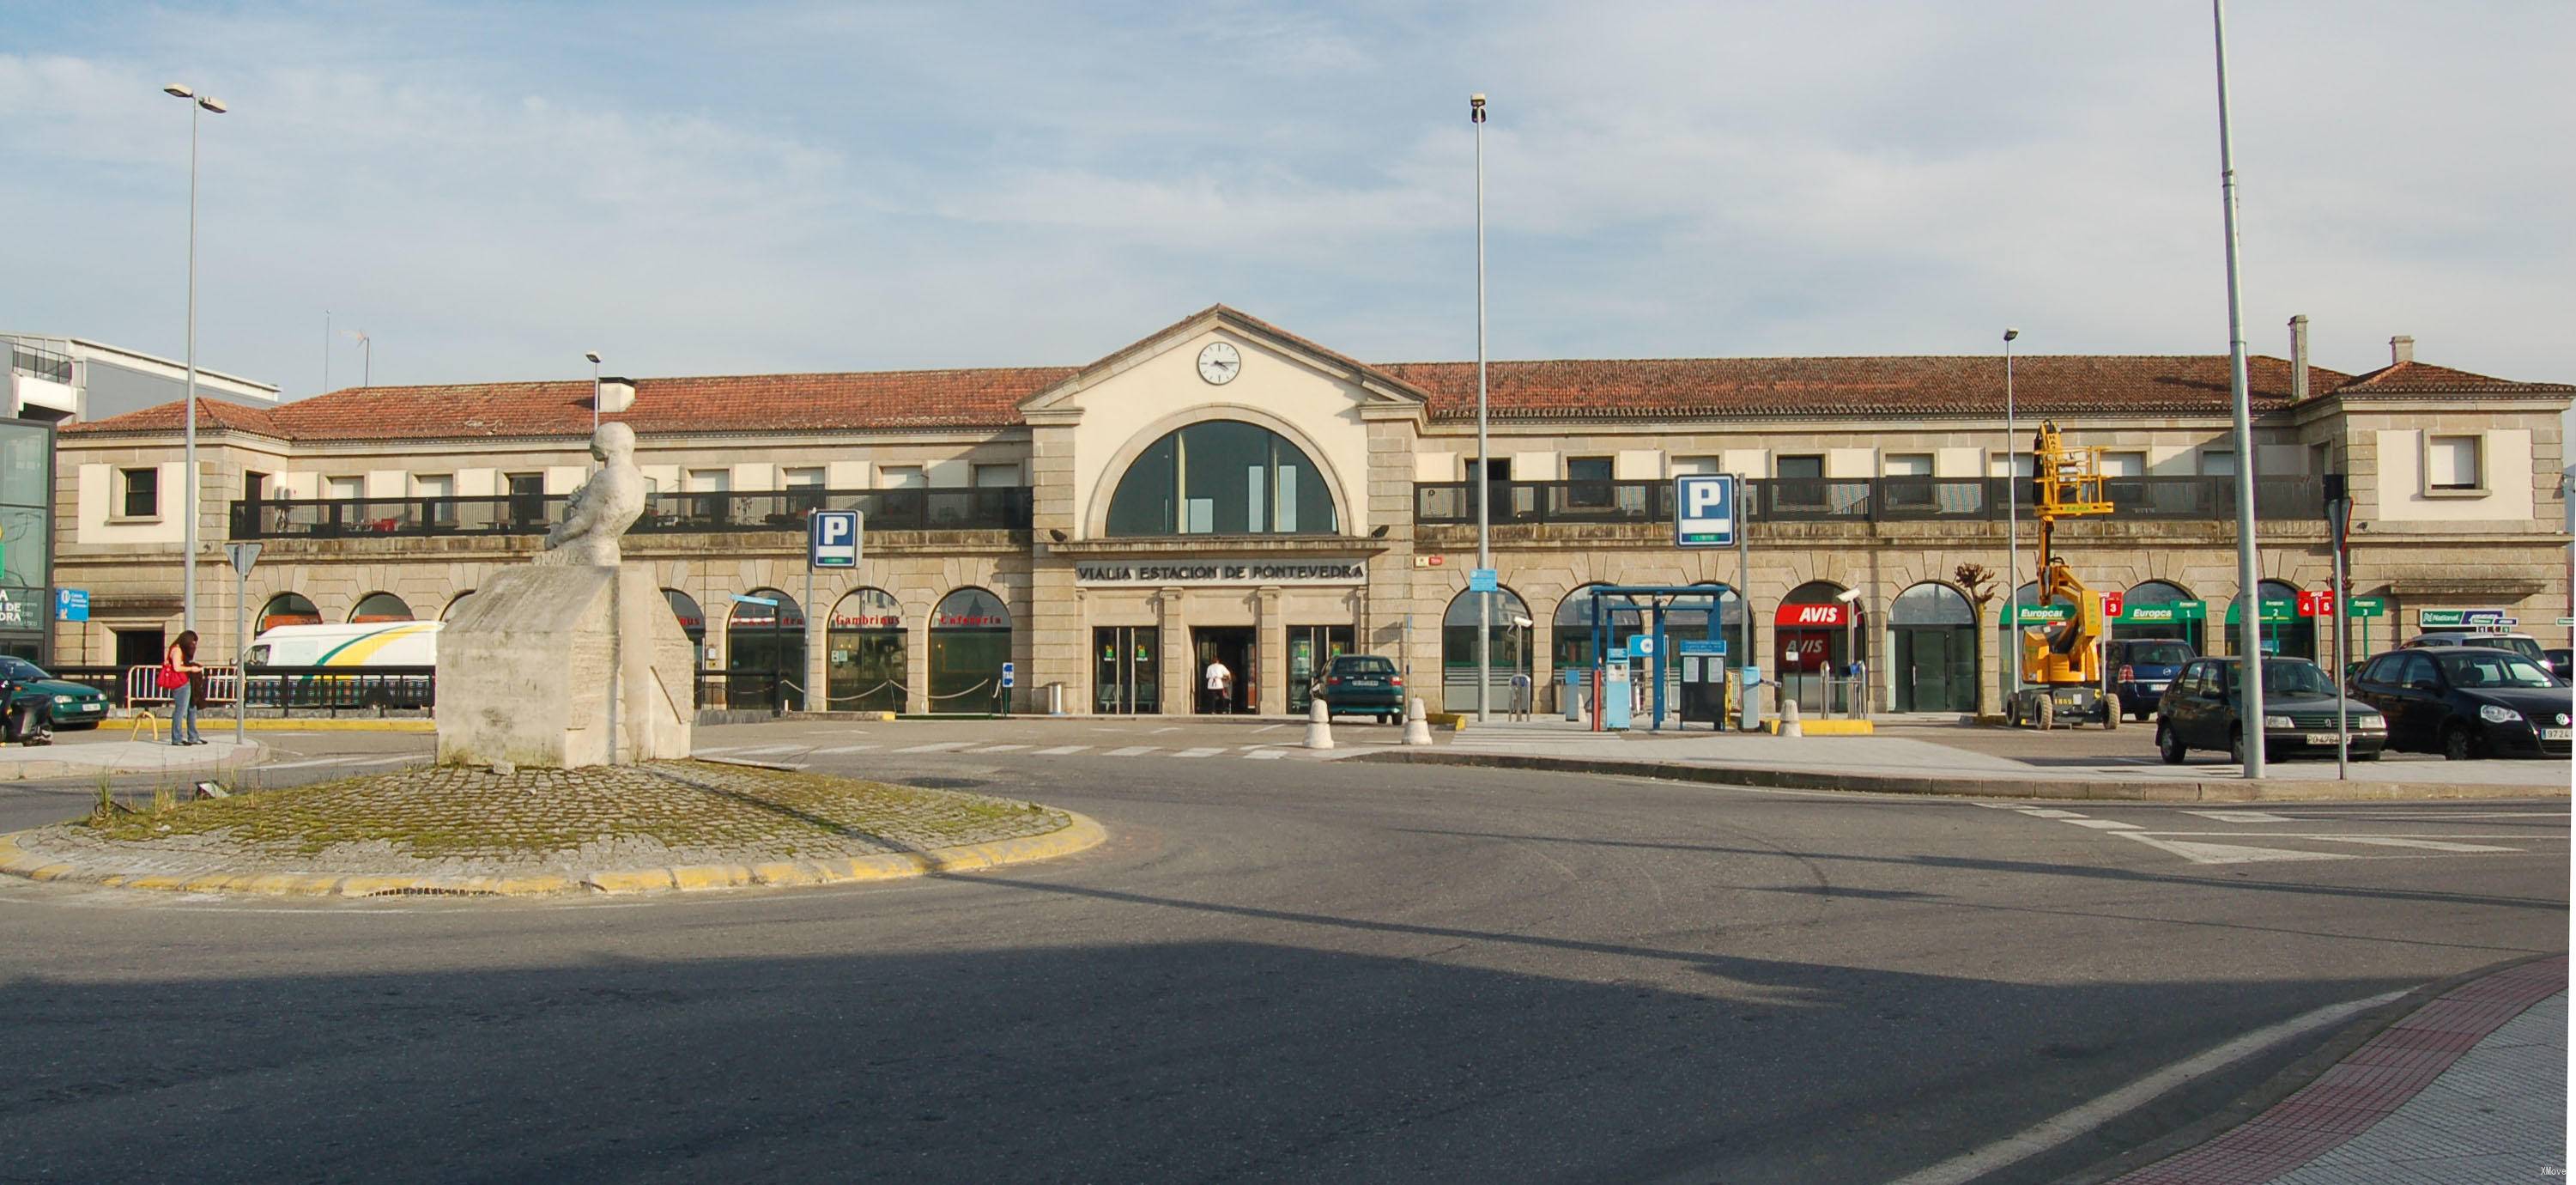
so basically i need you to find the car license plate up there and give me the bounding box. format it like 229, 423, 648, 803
2142, 682, 2167, 692
2545, 727, 2572, 742
75, 702, 99, 713
1350, 678, 1382, 687
2305, 733, 2342, 745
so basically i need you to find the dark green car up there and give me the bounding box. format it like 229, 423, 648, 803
1314, 654, 1407, 722
0, 656, 111, 731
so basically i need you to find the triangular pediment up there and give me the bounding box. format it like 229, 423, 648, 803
1016, 305, 1429, 422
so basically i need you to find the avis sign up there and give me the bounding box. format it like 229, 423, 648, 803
1675, 474, 1736, 548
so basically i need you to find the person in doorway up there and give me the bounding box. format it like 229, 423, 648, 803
1203, 657, 1233, 714
164, 630, 206, 745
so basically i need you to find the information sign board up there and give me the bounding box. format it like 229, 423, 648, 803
1674, 475, 1737, 548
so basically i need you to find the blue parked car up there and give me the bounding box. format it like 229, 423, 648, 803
2105, 639, 2196, 721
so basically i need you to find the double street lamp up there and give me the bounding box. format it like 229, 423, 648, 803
164, 82, 227, 634
2002, 327, 2021, 707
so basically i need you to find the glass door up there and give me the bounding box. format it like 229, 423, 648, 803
1287, 625, 1355, 714
1093, 627, 1160, 714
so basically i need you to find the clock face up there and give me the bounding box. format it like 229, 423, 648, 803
1197, 342, 1242, 386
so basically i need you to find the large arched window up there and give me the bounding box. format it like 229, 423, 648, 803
930, 588, 1012, 711
1106, 420, 1337, 536
258, 592, 322, 633
827, 587, 906, 713
1890, 582, 1979, 712
727, 588, 806, 711
351, 592, 414, 623
664, 589, 708, 670
1441, 586, 1532, 713
2116, 580, 2203, 650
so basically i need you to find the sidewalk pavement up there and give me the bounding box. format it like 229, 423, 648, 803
2108, 957, 2566, 1184
0, 738, 262, 781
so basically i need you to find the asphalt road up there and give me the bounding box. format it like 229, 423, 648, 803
0, 723, 2563, 1183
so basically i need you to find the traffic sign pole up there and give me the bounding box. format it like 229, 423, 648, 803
225, 541, 261, 746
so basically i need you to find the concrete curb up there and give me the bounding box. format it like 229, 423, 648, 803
0, 811, 1106, 899
1353, 749, 2571, 802
1, 741, 266, 782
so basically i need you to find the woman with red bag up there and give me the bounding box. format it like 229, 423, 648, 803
161, 631, 206, 746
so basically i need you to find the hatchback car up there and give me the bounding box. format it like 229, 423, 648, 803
2104, 639, 2196, 721
2349, 647, 2572, 760
0, 656, 111, 731
2403, 631, 2547, 665
1314, 654, 1406, 722
2155, 656, 2385, 764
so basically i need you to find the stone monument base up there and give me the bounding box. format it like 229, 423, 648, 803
436, 563, 692, 769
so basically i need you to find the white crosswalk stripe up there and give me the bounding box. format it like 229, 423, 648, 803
1033, 744, 1092, 756
1244, 749, 1289, 760
1171, 747, 1225, 758
963, 744, 1030, 754
1104, 745, 1158, 757
892, 741, 971, 753
809, 744, 879, 755
729, 744, 810, 757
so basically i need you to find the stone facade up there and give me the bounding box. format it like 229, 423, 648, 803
46, 308, 2575, 715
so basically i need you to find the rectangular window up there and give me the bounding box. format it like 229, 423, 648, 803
2198, 450, 2234, 477
1882, 453, 1933, 477
1565, 457, 1613, 482
782, 466, 824, 489
1565, 456, 1614, 508
1775, 455, 1824, 480
324, 476, 362, 501
1670, 455, 1720, 477
506, 472, 545, 526
1985, 453, 2036, 478
2426, 434, 2482, 491
684, 468, 730, 493
2100, 452, 2147, 477
414, 474, 456, 526
119, 467, 159, 518
971, 463, 1021, 488
877, 465, 924, 489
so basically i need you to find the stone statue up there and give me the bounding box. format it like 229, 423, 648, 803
537, 422, 645, 566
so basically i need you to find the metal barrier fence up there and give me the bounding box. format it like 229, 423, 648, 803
1415, 476, 2324, 526
231, 487, 1033, 539
78, 664, 434, 714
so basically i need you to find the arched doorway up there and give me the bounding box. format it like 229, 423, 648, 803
726, 588, 805, 710
258, 592, 323, 632
2255, 579, 2313, 659
1890, 582, 1978, 712
1442, 586, 1532, 713
2114, 580, 2203, 652
664, 589, 708, 671
929, 588, 1011, 713
1552, 585, 1641, 677
826, 587, 906, 713
350, 592, 413, 623
1776, 580, 1864, 714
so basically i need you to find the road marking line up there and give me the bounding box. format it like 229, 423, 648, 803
1172, 747, 1225, 758
964, 744, 1029, 754
1151, 726, 1180, 733
2017, 808, 2087, 818
2288, 811, 2569, 820
690, 745, 746, 756
1033, 744, 1091, 756
729, 744, 809, 757
2064, 819, 2143, 830
809, 744, 879, 754
1886, 989, 2408, 1185
2312, 836, 2521, 853
1244, 749, 1289, 760
1252, 723, 1285, 733
891, 742, 970, 753
2114, 833, 2350, 865
1105, 745, 1158, 757
2185, 810, 2292, 823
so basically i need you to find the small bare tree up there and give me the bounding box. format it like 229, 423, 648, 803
1955, 562, 2003, 718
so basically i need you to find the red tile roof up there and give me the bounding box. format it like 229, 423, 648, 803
62, 331, 2561, 444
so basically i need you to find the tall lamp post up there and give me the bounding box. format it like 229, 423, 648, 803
2002, 327, 2021, 708
2212, 0, 2266, 777
1470, 91, 1492, 723
164, 82, 226, 633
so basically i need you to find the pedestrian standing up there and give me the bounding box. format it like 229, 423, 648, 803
1203, 657, 1233, 715
164, 630, 206, 745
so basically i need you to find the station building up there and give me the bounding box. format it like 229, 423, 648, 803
45, 305, 2575, 716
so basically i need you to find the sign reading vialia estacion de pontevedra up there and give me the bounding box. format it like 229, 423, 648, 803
1073, 561, 1367, 586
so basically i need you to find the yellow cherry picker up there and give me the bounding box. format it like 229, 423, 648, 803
2007, 422, 2121, 730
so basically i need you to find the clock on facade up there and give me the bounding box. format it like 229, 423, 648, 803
1197, 342, 1242, 385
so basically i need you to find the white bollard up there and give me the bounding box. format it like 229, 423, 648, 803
1303, 696, 1335, 750
1778, 698, 1804, 738
1402, 696, 1433, 746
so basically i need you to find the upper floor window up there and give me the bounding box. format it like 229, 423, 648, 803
2198, 450, 2234, 477
119, 467, 159, 518
1106, 420, 1337, 536
1565, 457, 1613, 483
1775, 454, 1824, 480
2426, 434, 2482, 492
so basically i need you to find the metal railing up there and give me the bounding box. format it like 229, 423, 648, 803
1415, 476, 2324, 526
230, 487, 1033, 539
64, 664, 434, 714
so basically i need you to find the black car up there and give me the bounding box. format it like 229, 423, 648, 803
2104, 638, 2196, 721
1314, 654, 1406, 722
2155, 656, 2386, 764
2349, 647, 2572, 760
2547, 648, 2574, 682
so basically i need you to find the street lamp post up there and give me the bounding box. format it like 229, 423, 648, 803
2212, 0, 2266, 777
1471, 92, 1492, 723
164, 83, 226, 634
2003, 327, 2021, 710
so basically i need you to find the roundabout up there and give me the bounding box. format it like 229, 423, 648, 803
0, 759, 1101, 896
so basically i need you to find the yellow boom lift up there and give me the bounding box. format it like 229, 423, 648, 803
2009, 422, 2120, 730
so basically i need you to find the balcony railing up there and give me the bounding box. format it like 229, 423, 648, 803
1414, 476, 2324, 526
230, 487, 1033, 539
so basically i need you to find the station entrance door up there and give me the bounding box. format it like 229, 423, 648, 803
1093, 626, 1161, 714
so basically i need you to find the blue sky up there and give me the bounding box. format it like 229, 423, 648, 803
2, 1, 2569, 400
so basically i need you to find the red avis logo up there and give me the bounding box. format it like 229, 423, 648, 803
1787, 605, 1839, 625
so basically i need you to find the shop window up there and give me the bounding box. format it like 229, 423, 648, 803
120, 468, 159, 518
1105, 420, 1337, 536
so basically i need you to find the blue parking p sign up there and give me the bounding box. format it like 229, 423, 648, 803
809, 510, 861, 568
1675, 475, 1735, 547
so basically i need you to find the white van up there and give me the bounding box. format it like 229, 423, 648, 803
244, 621, 441, 668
